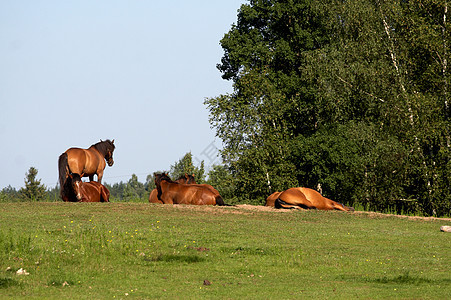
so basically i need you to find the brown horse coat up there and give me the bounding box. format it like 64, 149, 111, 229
62, 173, 110, 202
149, 174, 221, 204
265, 191, 282, 207
58, 140, 115, 191
154, 173, 225, 206
149, 174, 194, 204
275, 187, 353, 211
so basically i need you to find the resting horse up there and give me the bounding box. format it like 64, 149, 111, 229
149, 174, 196, 204
274, 187, 354, 211
265, 191, 282, 207
154, 173, 226, 206
61, 173, 110, 202
58, 139, 115, 198
170, 173, 222, 197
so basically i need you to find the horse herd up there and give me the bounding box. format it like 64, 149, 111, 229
58, 140, 354, 212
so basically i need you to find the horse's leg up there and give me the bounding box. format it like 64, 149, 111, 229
275, 199, 304, 209
96, 170, 103, 183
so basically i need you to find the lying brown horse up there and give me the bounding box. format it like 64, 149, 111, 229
154, 173, 226, 206
274, 187, 354, 211
149, 174, 196, 204
265, 191, 282, 207
177, 174, 221, 197
58, 140, 115, 195
61, 173, 110, 202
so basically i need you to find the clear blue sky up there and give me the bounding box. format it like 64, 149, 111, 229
0, 1, 246, 189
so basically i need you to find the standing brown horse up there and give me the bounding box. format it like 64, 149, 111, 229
274, 187, 354, 211
61, 173, 110, 202
154, 173, 226, 206
58, 139, 115, 194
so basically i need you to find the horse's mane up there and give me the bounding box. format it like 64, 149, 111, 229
175, 174, 186, 182
156, 173, 175, 184
93, 139, 115, 156
175, 174, 196, 184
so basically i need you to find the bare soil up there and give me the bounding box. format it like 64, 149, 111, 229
166, 203, 451, 221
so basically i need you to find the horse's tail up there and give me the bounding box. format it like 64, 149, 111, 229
58, 153, 69, 190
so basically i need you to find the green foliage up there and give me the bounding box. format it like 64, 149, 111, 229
206, 0, 450, 216
170, 152, 206, 183
122, 174, 146, 201
206, 165, 237, 203
19, 167, 46, 202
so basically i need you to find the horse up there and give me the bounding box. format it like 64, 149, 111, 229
58, 139, 115, 195
149, 174, 195, 204
149, 174, 222, 204
61, 173, 110, 202
176, 173, 196, 184
154, 173, 226, 206
274, 187, 354, 211
176, 174, 221, 197
265, 191, 282, 207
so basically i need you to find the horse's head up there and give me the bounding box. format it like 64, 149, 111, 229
98, 139, 115, 166
186, 174, 196, 184
68, 173, 83, 201
154, 172, 172, 186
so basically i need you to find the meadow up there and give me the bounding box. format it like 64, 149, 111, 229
0, 202, 450, 299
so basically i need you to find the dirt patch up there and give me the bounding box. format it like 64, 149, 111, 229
353, 210, 451, 222
163, 203, 451, 221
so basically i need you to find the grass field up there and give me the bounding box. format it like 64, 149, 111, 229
0, 202, 450, 299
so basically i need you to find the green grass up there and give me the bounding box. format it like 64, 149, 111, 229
0, 203, 449, 299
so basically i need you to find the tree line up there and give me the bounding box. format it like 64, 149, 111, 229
0, 153, 228, 203
205, 0, 450, 216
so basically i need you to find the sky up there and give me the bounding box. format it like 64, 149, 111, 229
0, 1, 247, 189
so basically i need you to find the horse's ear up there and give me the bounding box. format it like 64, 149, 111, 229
112, 139, 115, 144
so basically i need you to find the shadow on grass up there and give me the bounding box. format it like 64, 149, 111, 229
0, 277, 20, 289
339, 271, 451, 285
146, 254, 206, 263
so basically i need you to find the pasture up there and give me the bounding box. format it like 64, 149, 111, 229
0, 202, 449, 299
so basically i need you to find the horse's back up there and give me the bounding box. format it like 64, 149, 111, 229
174, 184, 217, 205
278, 188, 311, 206
299, 188, 351, 211
65, 147, 105, 177
82, 181, 109, 202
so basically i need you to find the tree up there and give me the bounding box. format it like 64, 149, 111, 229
170, 152, 206, 183
123, 174, 146, 201
206, 0, 450, 215
206, 164, 237, 203
19, 167, 46, 201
